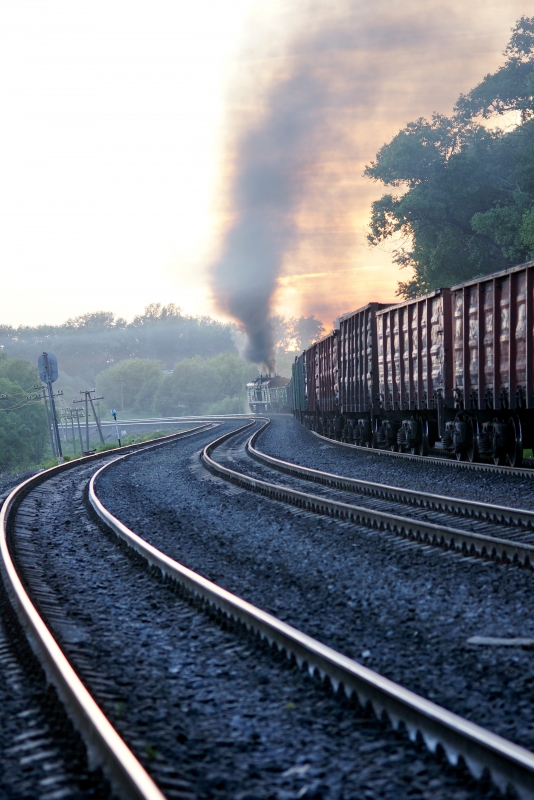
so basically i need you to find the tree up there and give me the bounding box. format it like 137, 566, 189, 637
153, 353, 258, 416
0, 354, 48, 472
365, 18, 534, 297
270, 315, 325, 352
96, 359, 163, 415
0, 305, 237, 382
455, 17, 534, 122
288, 316, 325, 350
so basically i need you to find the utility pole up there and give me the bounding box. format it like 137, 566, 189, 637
69, 410, 77, 455
74, 408, 84, 452
38, 352, 63, 462
88, 392, 105, 445
41, 386, 56, 458
73, 389, 104, 452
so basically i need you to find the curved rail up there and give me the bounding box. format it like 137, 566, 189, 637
311, 429, 534, 478
247, 426, 534, 528
87, 421, 534, 800
0, 422, 214, 799
203, 420, 534, 567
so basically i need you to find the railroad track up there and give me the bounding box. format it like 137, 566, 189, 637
4, 416, 534, 798
311, 428, 534, 477
0, 422, 215, 800
205, 417, 534, 568
199, 419, 533, 797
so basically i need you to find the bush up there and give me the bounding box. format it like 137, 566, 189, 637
154, 353, 258, 416
0, 354, 49, 473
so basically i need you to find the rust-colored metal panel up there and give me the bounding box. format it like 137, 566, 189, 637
305, 344, 318, 413
450, 261, 534, 409
338, 303, 390, 414
376, 290, 451, 410
316, 330, 339, 412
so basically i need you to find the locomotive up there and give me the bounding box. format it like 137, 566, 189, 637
247, 374, 291, 414
290, 260, 534, 467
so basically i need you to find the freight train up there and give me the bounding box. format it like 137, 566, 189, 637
289, 260, 534, 467
247, 374, 291, 414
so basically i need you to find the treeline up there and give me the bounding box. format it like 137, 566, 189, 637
0, 354, 48, 473
0, 351, 259, 473
0, 304, 236, 383
0, 305, 325, 390
366, 16, 534, 297
96, 353, 259, 416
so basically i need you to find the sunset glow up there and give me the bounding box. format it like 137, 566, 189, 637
0, 0, 532, 329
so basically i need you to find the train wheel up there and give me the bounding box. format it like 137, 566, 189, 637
467, 420, 480, 463
372, 419, 380, 448
507, 417, 523, 468
418, 419, 429, 456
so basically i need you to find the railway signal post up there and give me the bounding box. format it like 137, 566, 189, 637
111, 408, 121, 447
38, 352, 63, 462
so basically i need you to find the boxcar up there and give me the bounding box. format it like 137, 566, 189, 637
289, 260, 534, 466
373, 289, 453, 454
290, 352, 307, 418
301, 331, 341, 437
338, 302, 390, 444
447, 261, 534, 464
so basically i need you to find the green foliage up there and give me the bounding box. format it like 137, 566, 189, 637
455, 17, 534, 122
95, 429, 169, 452
39, 458, 60, 469
96, 359, 164, 414
366, 17, 534, 297
203, 396, 245, 415
0, 304, 236, 383
271, 316, 325, 352
153, 353, 258, 416
95, 352, 258, 417
521, 206, 534, 252
0, 354, 48, 473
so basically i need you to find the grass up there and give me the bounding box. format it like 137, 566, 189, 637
95, 429, 172, 452
36, 428, 183, 469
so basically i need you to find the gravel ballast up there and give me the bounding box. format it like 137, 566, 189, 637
96, 416, 534, 766
5, 423, 494, 799
256, 417, 534, 510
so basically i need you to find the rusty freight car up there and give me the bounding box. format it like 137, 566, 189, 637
302, 331, 340, 437
289, 260, 534, 465
373, 289, 453, 454
337, 303, 390, 445
447, 261, 534, 465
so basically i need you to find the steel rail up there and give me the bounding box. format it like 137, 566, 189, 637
247, 422, 534, 528
0, 422, 215, 800
95, 414, 255, 427
87, 422, 534, 800
202, 422, 534, 567
310, 429, 534, 478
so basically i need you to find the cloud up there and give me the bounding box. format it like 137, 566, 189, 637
209, 0, 531, 365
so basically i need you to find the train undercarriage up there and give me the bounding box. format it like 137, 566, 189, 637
298, 407, 530, 468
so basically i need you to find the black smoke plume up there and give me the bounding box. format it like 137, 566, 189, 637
209, 1, 477, 371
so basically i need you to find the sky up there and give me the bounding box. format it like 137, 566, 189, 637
0, 0, 532, 330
